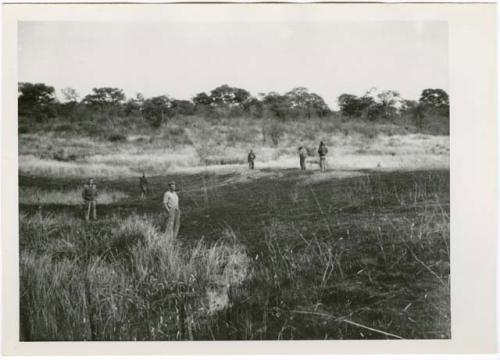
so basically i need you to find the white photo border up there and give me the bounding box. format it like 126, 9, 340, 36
2, 2, 497, 355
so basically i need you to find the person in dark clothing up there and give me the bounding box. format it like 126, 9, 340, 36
248, 150, 256, 170
82, 178, 98, 221
318, 141, 328, 172
298, 146, 307, 170
139, 172, 149, 199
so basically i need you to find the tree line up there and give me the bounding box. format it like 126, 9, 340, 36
18, 82, 449, 130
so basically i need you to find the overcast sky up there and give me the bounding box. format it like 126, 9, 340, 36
18, 21, 448, 109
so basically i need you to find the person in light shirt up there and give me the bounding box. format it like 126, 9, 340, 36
163, 181, 180, 241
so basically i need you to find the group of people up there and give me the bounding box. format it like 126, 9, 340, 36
81, 174, 181, 241
81, 141, 330, 241
247, 141, 329, 172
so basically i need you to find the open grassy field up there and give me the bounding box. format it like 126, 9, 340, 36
19, 167, 450, 340
18, 129, 449, 178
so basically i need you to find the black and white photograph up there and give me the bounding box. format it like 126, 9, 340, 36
0, 2, 495, 354
15, 14, 454, 342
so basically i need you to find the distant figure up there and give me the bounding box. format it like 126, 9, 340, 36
248, 150, 256, 170
163, 181, 180, 241
139, 172, 149, 199
318, 141, 328, 172
82, 178, 98, 221
298, 146, 308, 170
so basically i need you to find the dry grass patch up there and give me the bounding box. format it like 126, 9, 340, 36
20, 212, 251, 340
20, 187, 128, 205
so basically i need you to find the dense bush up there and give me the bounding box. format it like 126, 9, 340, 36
17, 82, 449, 138
52, 149, 78, 162
107, 133, 127, 142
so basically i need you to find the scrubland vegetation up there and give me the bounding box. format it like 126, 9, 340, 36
19, 120, 449, 178
18, 82, 449, 176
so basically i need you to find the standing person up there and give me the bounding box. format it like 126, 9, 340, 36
163, 181, 180, 241
318, 141, 328, 172
298, 146, 308, 170
139, 172, 148, 199
248, 149, 256, 170
82, 178, 98, 221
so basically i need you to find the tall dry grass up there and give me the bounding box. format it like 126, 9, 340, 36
20, 213, 251, 340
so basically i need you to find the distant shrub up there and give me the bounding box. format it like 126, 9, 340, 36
306, 146, 316, 157
267, 120, 284, 146
52, 149, 77, 162
204, 155, 245, 166
80, 121, 101, 136
168, 127, 185, 137
107, 133, 127, 142
161, 126, 192, 146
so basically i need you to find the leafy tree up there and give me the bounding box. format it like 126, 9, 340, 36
285, 87, 330, 118
82, 87, 125, 108
268, 120, 284, 146
192, 92, 212, 107
262, 92, 290, 120
18, 82, 56, 109
365, 102, 385, 121
57, 87, 81, 119
18, 82, 57, 121
171, 99, 195, 116
419, 88, 449, 115
233, 88, 251, 105
123, 93, 145, 117
419, 88, 449, 108
375, 90, 402, 119
338, 94, 364, 118
142, 96, 172, 128
337, 94, 374, 118
244, 97, 264, 118
61, 87, 79, 103
338, 89, 403, 121
209, 85, 250, 107
135, 93, 145, 105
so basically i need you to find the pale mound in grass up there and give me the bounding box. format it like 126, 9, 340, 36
86, 147, 199, 170
19, 155, 137, 177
